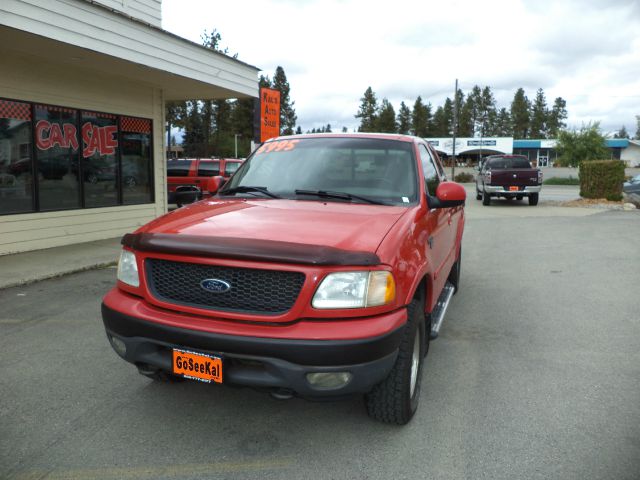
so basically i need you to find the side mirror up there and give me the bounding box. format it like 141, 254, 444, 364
428, 182, 466, 209
174, 185, 201, 206
206, 175, 226, 195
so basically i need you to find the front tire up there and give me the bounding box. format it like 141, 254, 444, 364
365, 298, 426, 425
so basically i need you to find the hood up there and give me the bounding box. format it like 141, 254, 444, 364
140, 198, 409, 254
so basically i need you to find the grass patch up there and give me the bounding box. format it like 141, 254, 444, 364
543, 176, 580, 185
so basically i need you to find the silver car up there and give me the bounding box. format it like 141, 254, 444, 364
623, 174, 640, 194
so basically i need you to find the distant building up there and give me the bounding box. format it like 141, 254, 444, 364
425, 137, 640, 167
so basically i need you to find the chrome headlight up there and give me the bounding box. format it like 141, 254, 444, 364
117, 249, 139, 287
312, 271, 396, 309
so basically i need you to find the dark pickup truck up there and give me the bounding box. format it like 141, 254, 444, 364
475, 155, 542, 206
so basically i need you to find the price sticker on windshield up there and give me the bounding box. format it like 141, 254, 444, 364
256, 139, 299, 155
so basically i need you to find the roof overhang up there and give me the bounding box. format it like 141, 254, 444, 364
0, 0, 259, 100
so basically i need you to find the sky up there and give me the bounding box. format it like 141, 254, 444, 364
161, 0, 640, 137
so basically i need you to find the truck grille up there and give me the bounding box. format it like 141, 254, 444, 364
146, 259, 305, 315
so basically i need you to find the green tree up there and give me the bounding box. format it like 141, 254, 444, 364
378, 99, 397, 133
547, 97, 567, 138
614, 125, 629, 139
325, 124, 332, 133
476, 86, 496, 137
510, 88, 530, 138
494, 108, 512, 136
342, 126, 348, 133
529, 88, 547, 138
355, 87, 379, 132
397, 101, 412, 134
411, 96, 430, 137
635, 115, 640, 140
272, 66, 297, 135
229, 98, 255, 157
555, 122, 610, 167
458, 89, 478, 137
183, 101, 205, 157
295, 126, 302, 135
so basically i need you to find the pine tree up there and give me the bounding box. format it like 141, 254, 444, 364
342, 126, 348, 133
494, 108, 512, 136
378, 99, 397, 133
432, 106, 447, 136
355, 87, 379, 132
397, 101, 412, 134
295, 126, 302, 135
229, 98, 255, 157
529, 88, 547, 138
183, 101, 205, 157
613, 126, 629, 139
511, 88, 530, 138
546, 97, 568, 138
459, 89, 478, 137
635, 116, 640, 140
477, 86, 497, 136
411, 96, 429, 137
325, 124, 332, 133
272, 66, 297, 135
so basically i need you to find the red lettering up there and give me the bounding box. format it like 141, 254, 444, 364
82, 123, 118, 157
102, 125, 118, 155
49, 123, 64, 148
64, 123, 79, 150
35, 120, 51, 150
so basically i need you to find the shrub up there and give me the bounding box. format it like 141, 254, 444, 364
579, 160, 625, 201
543, 176, 580, 185
454, 172, 474, 183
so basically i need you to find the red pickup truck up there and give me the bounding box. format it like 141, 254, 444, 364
475, 154, 543, 206
167, 158, 243, 206
102, 133, 466, 424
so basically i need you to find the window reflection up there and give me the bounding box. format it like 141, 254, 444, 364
34, 105, 80, 211
81, 112, 118, 208
121, 131, 153, 204
0, 100, 34, 214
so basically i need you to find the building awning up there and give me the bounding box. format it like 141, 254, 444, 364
0, 0, 259, 100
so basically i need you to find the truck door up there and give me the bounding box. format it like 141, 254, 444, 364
418, 144, 456, 307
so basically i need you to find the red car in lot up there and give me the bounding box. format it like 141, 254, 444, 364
103, 134, 466, 424
167, 158, 243, 205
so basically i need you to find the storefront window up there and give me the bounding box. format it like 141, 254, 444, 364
121, 117, 153, 205
34, 104, 81, 211
81, 112, 118, 208
0, 100, 34, 214
1, 99, 154, 215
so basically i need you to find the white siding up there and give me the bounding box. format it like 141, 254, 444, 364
1, 0, 259, 99
0, 49, 167, 255
88, 0, 162, 27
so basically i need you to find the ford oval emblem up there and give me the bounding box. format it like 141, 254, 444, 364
200, 279, 231, 293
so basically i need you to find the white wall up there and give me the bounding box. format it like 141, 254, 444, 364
90, 0, 162, 27
0, 49, 167, 255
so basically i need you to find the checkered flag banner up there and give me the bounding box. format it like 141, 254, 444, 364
0, 100, 31, 121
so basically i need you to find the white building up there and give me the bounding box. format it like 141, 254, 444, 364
0, 0, 259, 255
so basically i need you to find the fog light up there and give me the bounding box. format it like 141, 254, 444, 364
306, 372, 352, 389
108, 334, 127, 357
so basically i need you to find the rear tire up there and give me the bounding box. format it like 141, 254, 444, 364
529, 193, 539, 206
365, 298, 425, 425
482, 191, 491, 206
476, 189, 482, 200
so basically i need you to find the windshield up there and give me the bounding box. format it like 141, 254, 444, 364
486, 156, 531, 169
222, 137, 418, 206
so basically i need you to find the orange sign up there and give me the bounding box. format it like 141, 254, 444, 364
260, 87, 280, 143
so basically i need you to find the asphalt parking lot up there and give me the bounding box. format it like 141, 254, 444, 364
1, 203, 639, 480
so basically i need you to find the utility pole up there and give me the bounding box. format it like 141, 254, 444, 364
451, 78, 458, 179
234, 134, 241, 158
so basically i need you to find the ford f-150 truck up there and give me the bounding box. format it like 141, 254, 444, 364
102, 133, 466, 424
475, 154, 543, 206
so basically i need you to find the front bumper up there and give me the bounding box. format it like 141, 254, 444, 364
484, 185, 541, 195
102, 301, 405, 398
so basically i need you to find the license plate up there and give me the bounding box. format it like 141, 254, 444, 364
173, 348, 222, 383
509, 186, 519, 191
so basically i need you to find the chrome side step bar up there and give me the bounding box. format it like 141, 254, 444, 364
430, 282, 456, 339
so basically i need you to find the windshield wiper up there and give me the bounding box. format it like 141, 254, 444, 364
219, 186, 281, 199
294, 189, 388, 205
